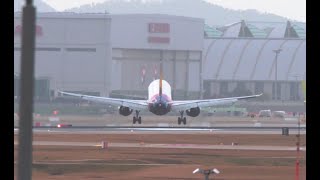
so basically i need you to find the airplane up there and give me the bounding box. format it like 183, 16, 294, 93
59, 66, 262, 125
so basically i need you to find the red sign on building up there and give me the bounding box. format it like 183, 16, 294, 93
14, 25, 43, 36
148, 37, 170, 43
148, 23, 170, 33
147, 23, 170, 44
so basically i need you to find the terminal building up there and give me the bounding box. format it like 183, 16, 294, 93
14, 13, 305, 102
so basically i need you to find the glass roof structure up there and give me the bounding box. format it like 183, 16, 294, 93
204, 24, 222, 38
213, 20, 305, 39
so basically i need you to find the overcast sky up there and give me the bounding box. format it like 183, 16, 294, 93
44, 0, 306, 22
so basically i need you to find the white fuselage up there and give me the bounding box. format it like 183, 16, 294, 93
148, 79, 172, 101
147, 79, 172, 115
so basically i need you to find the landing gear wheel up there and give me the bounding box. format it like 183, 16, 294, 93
183, 117, 186, 125
178, 117, 182, 125
133, 117, 137, 124
138, 117, 142, 124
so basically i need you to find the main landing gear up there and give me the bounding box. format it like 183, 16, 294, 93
133, 110, 141, 124
178, 111, 186, 125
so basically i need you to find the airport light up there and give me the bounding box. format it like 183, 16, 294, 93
273, 49, 282, 100
193, 168, 220, 180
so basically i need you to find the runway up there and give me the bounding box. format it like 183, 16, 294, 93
14, 126, 306, 134
14, 126, 306, 151
13, 141, 306, 151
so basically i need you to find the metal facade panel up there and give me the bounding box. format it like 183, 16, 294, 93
111, 14, 204, 51
249, 40, 271, 80
252, 40, 284, 80
14, 13, 112, 96
203, 39, 306, 82
232, 40, 252, 80
202, 39, 232, 79
64, 18, 110, 45
217, 40, 249, 80
62, 46, 106, 89
286, 42, 306, 80
111, 60, 122, 90
188, 62, 200, 91
175, 61, 188, 90
33, 50, 63, 89
236, 40, 267, 80
15, 15, 111, 45
268, 40, 301, 80
286, 40, 306, 80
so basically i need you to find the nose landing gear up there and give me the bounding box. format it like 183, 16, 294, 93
133, 110, 141, 124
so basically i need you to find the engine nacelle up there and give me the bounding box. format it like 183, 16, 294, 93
119, 106, 133, 116
186, 107, 200, 117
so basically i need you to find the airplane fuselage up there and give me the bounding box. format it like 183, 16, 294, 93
147, 79, 172, 115
148, 94, 172, 115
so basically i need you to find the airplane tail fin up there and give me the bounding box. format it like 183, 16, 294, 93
159, 61, 163, 96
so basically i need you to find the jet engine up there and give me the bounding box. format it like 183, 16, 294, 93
119, 106, 133, 116
186, 107, 200, 117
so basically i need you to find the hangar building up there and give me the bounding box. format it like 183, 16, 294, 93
203, 20, 306, 101
14, 13, 305, 102
14, 13, 203, 100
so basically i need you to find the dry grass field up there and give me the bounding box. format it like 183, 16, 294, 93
14, 133, 306, 180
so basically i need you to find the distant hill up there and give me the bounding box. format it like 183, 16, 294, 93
66, 0, 291, 26
14, 0, 55, 12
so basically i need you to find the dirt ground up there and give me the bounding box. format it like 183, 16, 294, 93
14, 134, 306, 180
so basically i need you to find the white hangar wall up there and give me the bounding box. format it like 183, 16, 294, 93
110, 14, 204, 99
14, 13, 112, 97
14, 13, 204, 100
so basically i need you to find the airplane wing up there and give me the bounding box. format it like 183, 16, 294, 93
58, 91, 149, 111
171, 94, 262, 111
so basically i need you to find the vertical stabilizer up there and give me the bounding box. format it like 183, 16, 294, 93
159, 61, 163, 96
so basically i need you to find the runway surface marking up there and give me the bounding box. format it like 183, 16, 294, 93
14, 161, 185, 166
14, 141, 306, 151
14, 127, 306, 135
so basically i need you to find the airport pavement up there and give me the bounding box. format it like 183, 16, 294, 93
13, 141, 306, 151
14, 125, 306, 135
